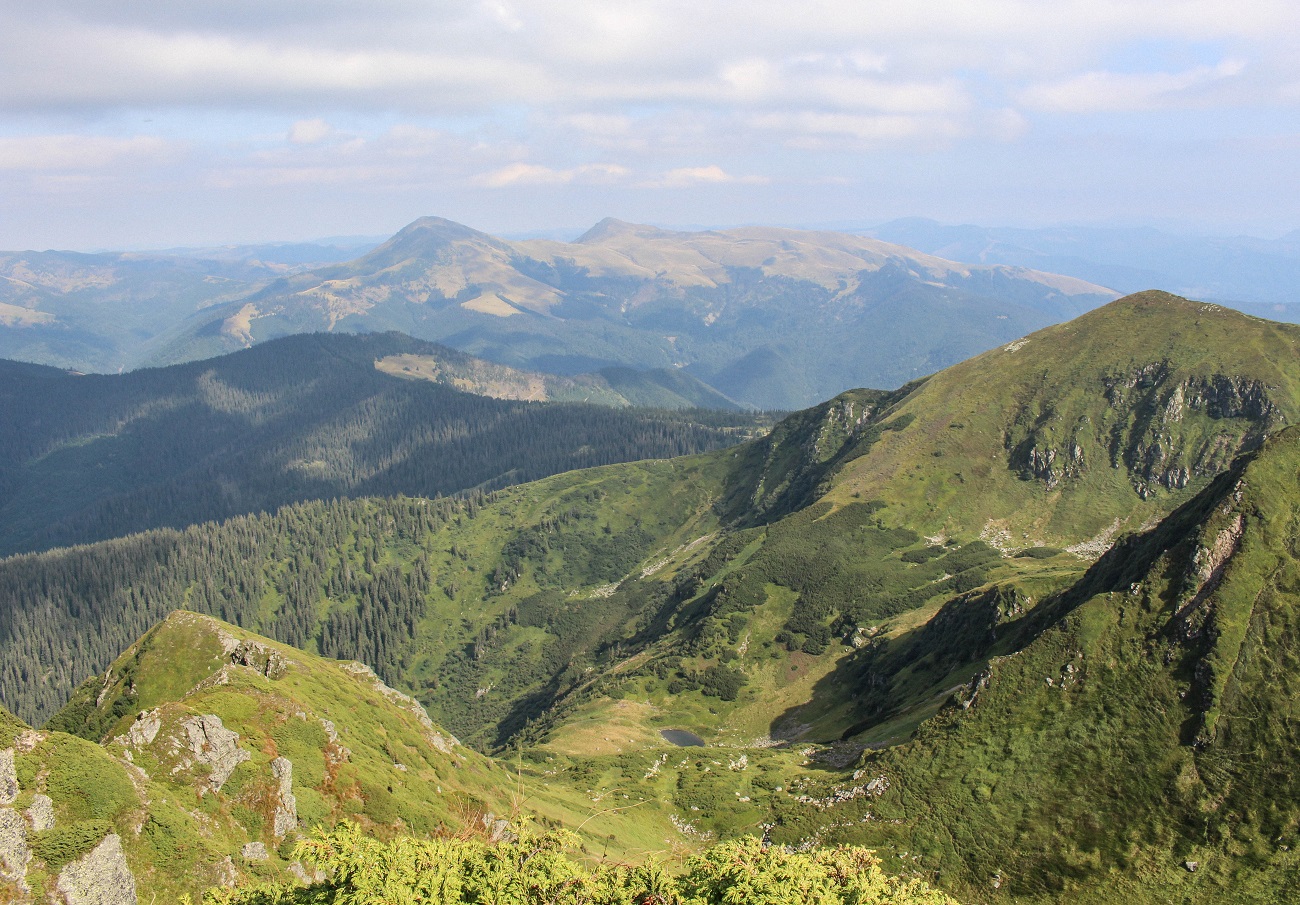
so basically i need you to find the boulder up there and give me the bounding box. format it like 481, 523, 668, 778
179, 715, 250, 793
0, 748, 16, 805
24, 793, 55, 832
0, 808, 30, 892
55, 833, 136, 905
230, 641, 290, 680
269, 757, 297, 839
121, 711, 161, 749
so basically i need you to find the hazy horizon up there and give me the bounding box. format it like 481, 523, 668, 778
3, 2, 1298, 249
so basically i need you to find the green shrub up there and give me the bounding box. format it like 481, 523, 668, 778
31, 821, 112, 871
196, 822, 958, 905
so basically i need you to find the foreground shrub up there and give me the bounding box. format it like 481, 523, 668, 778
196, 822, 957, 905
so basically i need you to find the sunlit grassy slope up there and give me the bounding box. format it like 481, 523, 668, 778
8, 291, 1300, 903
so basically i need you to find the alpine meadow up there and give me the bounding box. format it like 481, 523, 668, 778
1, 282, 1298, 903
3, 4, 1300, 897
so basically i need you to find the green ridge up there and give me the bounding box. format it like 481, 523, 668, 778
3, 292, 1299, 902
0, 330, 765, 555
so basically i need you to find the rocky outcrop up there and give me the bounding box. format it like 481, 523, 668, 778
1010, 367, 1282, 494
0, 749, 16, 807
241, 842, 268, 861
214, 856, 238, 888
177, 715, 250, 793
339, 662, 459, 754
269, 757, 297, 839
55, 833, 136, 905
117, 711, 161, 750
1014, 439, 1086, 489
1176, 509, 1247, 642
230, 641, 290, 680
0, 807, 30, 892
288, 861, 327, 884
24, 793, 55, 832
1116, 372, 1280, 496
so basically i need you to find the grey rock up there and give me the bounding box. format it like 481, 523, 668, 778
24, 793, 55, 832
288, 861, 326, 884
1184, 860, 1199, 872
0, 748, 16, 805
180, 715, 250, 793
214, 855, 238, 888
230, 641, 290, 680
0, 807, 30, 891
121, 711, 161, 749
56, 833, 136, 905
241, 842, 268, 861
270, 757, 297, 839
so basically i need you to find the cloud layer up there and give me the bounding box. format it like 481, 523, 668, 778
1, 1, 1297, 246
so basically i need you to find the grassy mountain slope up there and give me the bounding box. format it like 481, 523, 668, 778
4, 293, 1294, 743
770, 425, 1300, 903
0, 331, 763, 555
4, 292, 1300, 902
4, 618, 958, 905
1, 610, 574, 903
819, 292, 1300, 545
158, 216, 1117, 408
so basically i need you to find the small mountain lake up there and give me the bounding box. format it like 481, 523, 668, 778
660, 729, 705, 747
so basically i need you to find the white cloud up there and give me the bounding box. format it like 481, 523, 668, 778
749, 111, 965, 146
0, 134, 170, 170
474, 162, 629, 188
651, 166, 767, 188
288, 118, 334, 144
1020, 59, 1249, 113
1, 1, 1299, 245
2, 2, 1293, 114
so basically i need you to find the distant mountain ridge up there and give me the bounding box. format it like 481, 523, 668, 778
0, 331, 762, 556
160, 216, 1114, 408
865, 217, 1300, 315
2, 293, 1299, 902
0, 243, 382, 373
0, 215, 1111, 407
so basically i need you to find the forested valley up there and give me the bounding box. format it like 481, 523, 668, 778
0, 331, 768, 555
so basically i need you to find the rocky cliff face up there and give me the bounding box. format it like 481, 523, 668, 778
1008, 364, 1283, 495
0, 806, 29, 894
722, 387, 905, 524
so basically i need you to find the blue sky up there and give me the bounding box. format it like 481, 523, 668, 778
1, 1, 1297, 249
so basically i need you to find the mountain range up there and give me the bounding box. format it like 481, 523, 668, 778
2, 291, 1299, 903
0, 331, 757, 556
157, 217, 1116, 409
0, 217, 1118, 409
0, 240, 378, 374
865, 218, 1300, 317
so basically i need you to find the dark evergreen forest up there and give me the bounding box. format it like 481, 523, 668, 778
4, 495, 462, 725
0, 332, 765, 555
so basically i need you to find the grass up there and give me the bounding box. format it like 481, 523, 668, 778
13, 292, 1300, 904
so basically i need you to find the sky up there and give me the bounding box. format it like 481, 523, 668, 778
2, 1, 1298, 249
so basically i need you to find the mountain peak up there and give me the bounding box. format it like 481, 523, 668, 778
1084, 289, 1254, 322
395, 216, 488, 240
574, 217, 677, 244
360, 216, 507, 264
